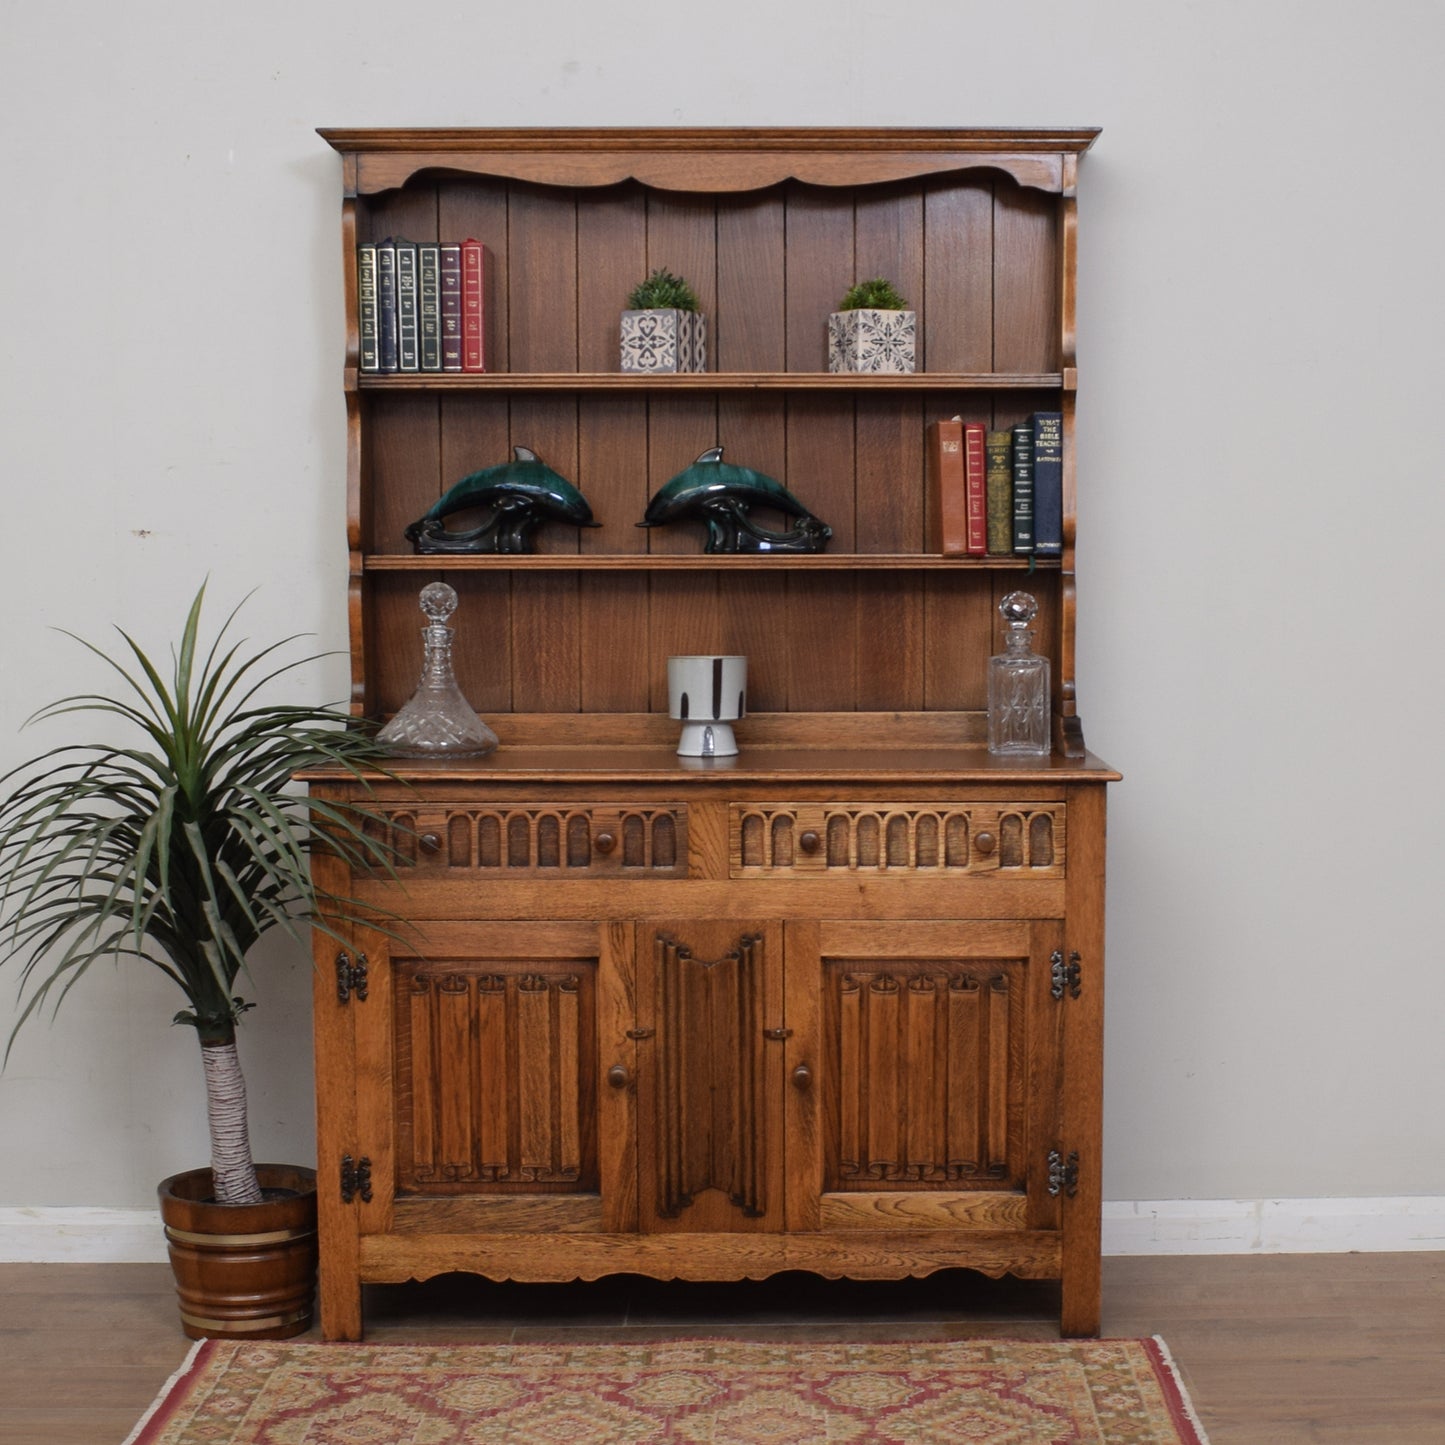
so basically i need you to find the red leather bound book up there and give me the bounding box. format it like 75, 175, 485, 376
963, 421, 987, 555
461, 239, 487, 373
927, 418, 968, 557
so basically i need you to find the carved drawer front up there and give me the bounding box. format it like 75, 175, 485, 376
730, 803, 1064, 877
366, 804, 688, 877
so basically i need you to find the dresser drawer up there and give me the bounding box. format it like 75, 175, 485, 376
729, 802, 1065, 878
363, 802, 688, 879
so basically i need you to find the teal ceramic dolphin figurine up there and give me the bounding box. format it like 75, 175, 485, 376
406, 447, 599, 554
638, 447, 831, 554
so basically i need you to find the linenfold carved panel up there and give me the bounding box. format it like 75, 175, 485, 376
825, 959, 1026, 1192
654, 932, 768, 1220
730, 804, 1064, 876
394, 960, 597, 1193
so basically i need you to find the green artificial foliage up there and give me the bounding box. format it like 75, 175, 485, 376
626, 267, 701, 312
838, 277, 911, 311
0, 583, 402, 1202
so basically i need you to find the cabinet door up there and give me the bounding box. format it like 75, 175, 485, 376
634, 921, 786, 1233
784, 920, 1063, 1235
352, 919, 636, 1237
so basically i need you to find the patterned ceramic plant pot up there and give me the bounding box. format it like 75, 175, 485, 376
827, 308, 917, 373
620, 309, 707, 373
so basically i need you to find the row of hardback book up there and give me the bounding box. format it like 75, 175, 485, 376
357, 238, 488, 374
927, 413, 1062, 558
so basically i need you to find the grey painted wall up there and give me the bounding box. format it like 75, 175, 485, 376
1, 0, 1441, 1209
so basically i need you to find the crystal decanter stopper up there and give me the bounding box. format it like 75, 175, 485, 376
378, 582, 498, 757
987, 590, 1051, 756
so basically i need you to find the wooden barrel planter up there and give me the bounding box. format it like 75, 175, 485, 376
158, 1163, 318, 1340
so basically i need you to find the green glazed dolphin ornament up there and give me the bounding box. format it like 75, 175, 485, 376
406, 447, 599, 554
638, 447, 832, 554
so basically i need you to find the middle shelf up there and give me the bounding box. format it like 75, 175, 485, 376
353, 370, 1070, 393
363, 553, 1064, 572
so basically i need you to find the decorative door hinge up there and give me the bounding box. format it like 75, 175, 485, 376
1050, 950, 1081, 1001
1047, 1148, 1080, 1198
336, 952, 369, 1004
340, 1154, 373, 1204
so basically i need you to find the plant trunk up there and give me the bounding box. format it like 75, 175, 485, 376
200, 1039, 262, 1205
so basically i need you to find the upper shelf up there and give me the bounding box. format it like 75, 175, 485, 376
354, 371, 1072, 394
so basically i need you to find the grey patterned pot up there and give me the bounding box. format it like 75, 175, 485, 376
827, 308, 916, 373
621, 309, 707, 373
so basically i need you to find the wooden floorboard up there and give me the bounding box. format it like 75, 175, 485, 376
2, 1253, 1441, 1443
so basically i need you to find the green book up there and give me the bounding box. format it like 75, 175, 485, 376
985, 431, 1013, 555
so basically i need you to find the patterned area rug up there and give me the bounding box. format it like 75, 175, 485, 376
125, 1336, 1209, 1444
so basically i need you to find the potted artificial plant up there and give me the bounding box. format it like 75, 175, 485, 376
828, 277, 917, 374
0, 585, 397, 1340
620, 266, 707, 373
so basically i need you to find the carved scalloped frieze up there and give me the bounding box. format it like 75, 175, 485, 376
322, 130, 1098, 198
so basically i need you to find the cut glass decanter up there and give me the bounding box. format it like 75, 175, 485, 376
377, 582, 498, 757
987, 590, 1051, 756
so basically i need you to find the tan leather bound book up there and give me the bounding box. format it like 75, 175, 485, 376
927, 417, 968, 556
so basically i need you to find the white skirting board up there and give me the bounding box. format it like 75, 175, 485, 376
1, 1198, 1443, 1263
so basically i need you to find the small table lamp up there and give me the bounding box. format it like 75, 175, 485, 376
667, 655, 747, 757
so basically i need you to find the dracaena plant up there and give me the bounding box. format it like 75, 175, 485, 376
0, 585, 400, 1206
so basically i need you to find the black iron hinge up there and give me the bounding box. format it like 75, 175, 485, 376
340, 1154, 373, 1205
1050, 949, 1082, 1001
1047, 1148, 1080, 1198
336, 951, 369, 1004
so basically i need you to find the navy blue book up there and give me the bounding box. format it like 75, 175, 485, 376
375, 238, 398, 374
1010, 420, 1035, 554
1031, 411, 1063, 557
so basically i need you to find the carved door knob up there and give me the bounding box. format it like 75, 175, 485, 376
792, 1063, 812, 1090
607, 1064, 629, 1089
594, 832, 616, 855
974, 831, 997, 856
798, 830, 821, 855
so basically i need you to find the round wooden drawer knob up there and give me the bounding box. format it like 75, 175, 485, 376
792, 1063, 812, 1090
594, 832, 616, 855
798, 830, 821, 855
974, 831, 996, 856
607, 1065, 629, 1089
419, 832, 442, 854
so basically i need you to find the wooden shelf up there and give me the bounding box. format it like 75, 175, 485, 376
363, 552, 1064, 572
354, 370, 1068, 394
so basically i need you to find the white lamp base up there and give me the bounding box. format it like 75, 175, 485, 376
675, 721, 737, 757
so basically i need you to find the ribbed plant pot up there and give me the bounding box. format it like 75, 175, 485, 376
158, 1163, 318, 1341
